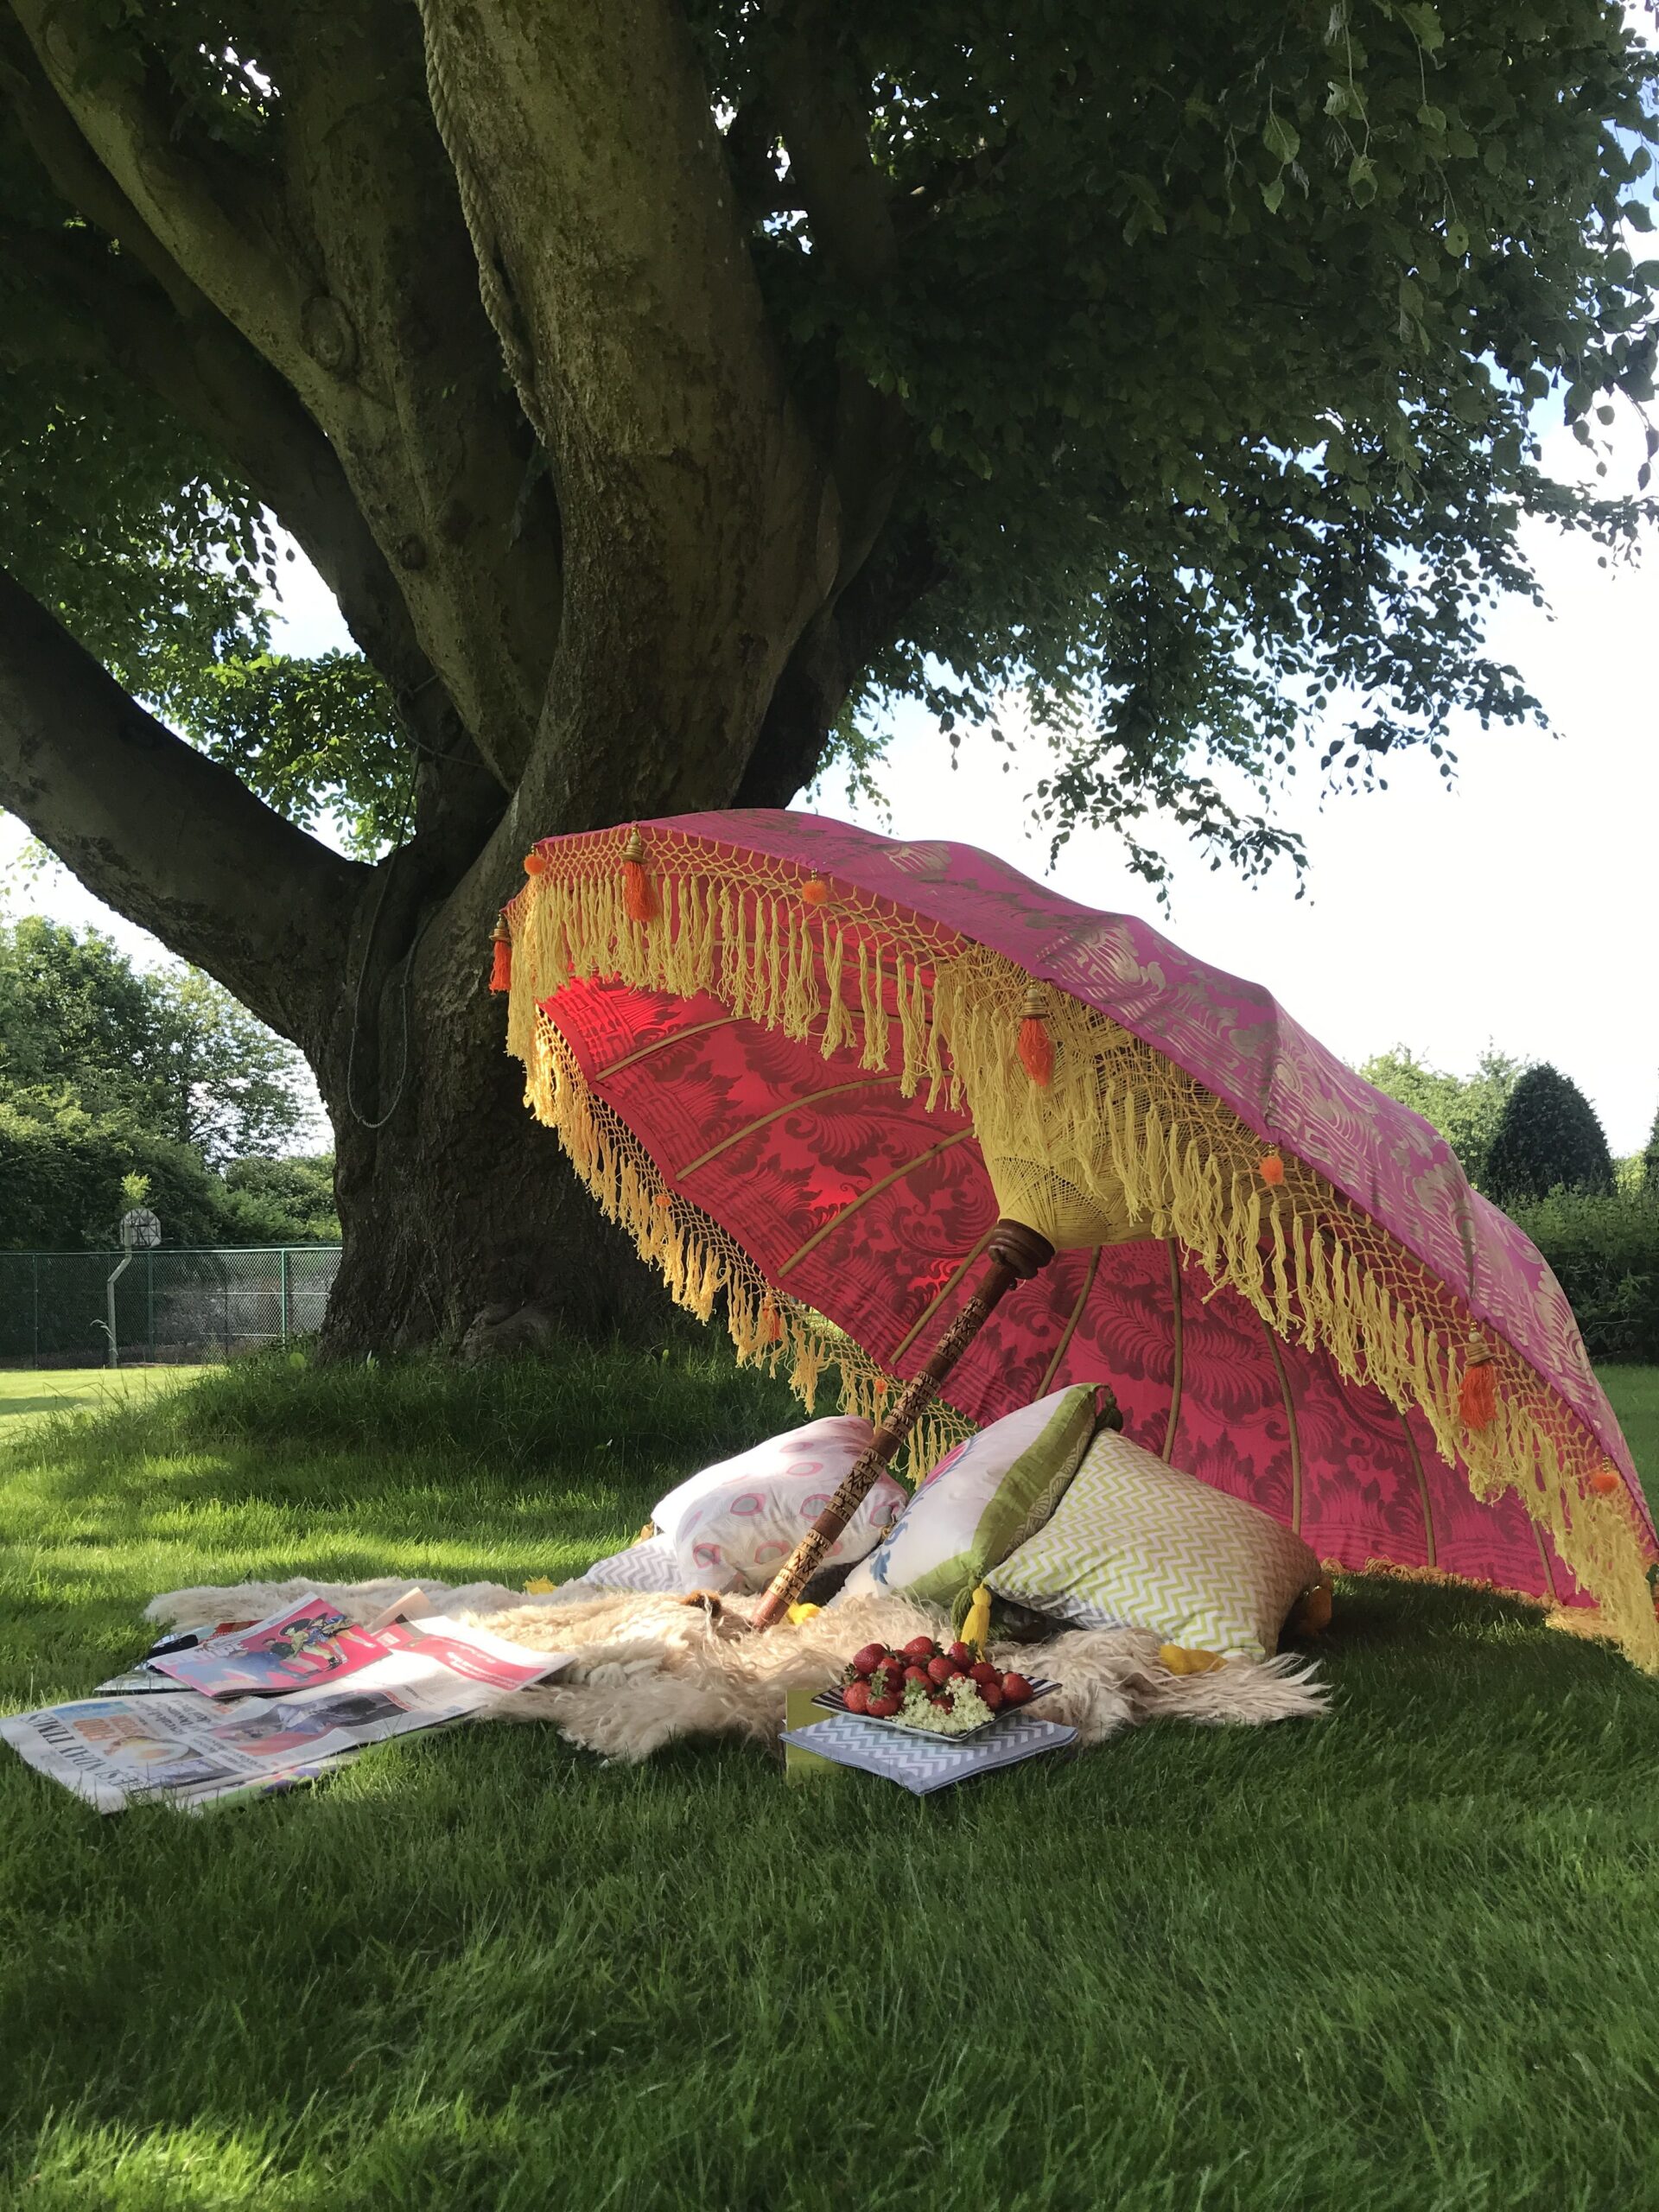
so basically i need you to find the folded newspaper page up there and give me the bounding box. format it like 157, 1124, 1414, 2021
0, 1696, 363, 1813
2, 1612, 574, 1813
147, 1596, 391, 1698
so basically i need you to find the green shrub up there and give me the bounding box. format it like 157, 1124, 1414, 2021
1506, 1187, 1659, 1363
1485, 1063, 1616, 1205
0, 1096, 233, 1249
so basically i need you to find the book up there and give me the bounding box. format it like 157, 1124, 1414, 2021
779, 1710, 1078, 1795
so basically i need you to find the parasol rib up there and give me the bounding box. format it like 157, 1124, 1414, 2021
594, 1014, 740, 1078
775, 1129, 976, 1278
1398, 1408, 1437, 1569
676, 1074, 904, 1180
1262, 1319, 1305, 1536
1160, 1241, 1185, 1463
887, 1228, 996, 1366
1038, 1249, 1101, 1395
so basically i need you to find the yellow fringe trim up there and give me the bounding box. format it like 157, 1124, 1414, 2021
501, 825, 1659, 1670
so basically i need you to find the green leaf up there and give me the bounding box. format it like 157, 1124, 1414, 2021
1402, 3, 1446, 52
1348, 153, 1376, 205
1261, 174, 1286, 214
1443, 221, 1469, 257
1262, 112, 1300, 166
1417, 104, 1446, 134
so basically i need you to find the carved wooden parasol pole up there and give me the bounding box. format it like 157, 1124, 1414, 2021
749, 1218, 1054, 1632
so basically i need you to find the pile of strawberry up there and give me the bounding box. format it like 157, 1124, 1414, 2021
840, 1636, 1033, 1720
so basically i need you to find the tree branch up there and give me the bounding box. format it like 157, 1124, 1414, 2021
734, 512, 946, 807
0, 568, 367, 1045
763, 12, 898, 292
6, 0, 557, 788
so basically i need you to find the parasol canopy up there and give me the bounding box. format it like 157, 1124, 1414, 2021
496, 810, 1657, 1668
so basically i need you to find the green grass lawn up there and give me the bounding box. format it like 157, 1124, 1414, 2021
0, 1365, 205, 1430
2, 1352, 1657, 2212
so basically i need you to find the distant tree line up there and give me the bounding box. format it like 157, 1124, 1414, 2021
0, 918, 338, 1249
1362, 1045, 1658, 1363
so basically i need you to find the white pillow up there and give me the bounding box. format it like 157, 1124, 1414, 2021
665, 1424, 905, 1592
987, 1426, 1320, 1658
834, 1385, 1097, 1613
652, 1414, 874, 1532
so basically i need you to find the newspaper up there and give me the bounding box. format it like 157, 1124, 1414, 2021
1, 1613, 572, 1813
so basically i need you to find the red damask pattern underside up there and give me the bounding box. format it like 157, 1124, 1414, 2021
547, 973, 1598, 1611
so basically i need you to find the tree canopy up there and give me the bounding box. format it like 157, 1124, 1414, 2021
0, 918, 336, 1249
0, 0, 1654, 1345
0, 918, 315, 1163
1359, 1043, 1527, 1191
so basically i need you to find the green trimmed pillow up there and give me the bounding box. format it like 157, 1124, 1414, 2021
834, 1384, 1098, 1614
986, 1426, 1320, 1658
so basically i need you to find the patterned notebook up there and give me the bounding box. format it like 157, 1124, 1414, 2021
779, 1711, 1078, 1795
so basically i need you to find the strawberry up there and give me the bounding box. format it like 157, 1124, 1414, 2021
867, 1694, 900, 1719
969, 1660, 1000, 1688
925, 1655, 957, 1685
949, 1641, 973, 1667
850, 1643, 887, 1678
1001, 1672, 1033, 1707
903, 1664, 932, 1688
842, 1680, 871, 1714
903, 1636, 938, 1661
980, 1682, 1004, 1711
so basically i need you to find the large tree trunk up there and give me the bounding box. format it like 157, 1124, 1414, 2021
321, 999, 671, 1359
0, 0, 924, 1356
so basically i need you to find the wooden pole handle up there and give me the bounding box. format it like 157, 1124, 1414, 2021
749, 1220, 1053, 1632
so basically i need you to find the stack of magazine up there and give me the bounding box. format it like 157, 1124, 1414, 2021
0, 1593, 573, 1815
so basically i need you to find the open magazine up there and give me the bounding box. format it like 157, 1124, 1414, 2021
145, 1596, 391, 1698
0, 1607, 572, 1814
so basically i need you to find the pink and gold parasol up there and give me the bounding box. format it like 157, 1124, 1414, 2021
494, 810, 1657, 1666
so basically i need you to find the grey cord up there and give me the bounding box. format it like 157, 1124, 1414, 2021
342, 760, 428, 1132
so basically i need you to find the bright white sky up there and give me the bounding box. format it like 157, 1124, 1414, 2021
4, 180, 1656, 1156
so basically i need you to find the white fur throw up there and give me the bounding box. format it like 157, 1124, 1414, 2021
146, 1576, 1329, 1764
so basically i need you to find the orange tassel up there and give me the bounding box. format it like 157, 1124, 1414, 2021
621, 828, 658, 923
1588, 1465, 1621, 1497
523, 849, 549, 877
801, 874, 831, 907
1017, 985, 1053, 1087
1259, 1149, 1285, 1185
1459, 1340, 1497, 1431
488, 918, 512, 994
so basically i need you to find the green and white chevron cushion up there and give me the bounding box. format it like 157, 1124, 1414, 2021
985, 1426, 1320, 1659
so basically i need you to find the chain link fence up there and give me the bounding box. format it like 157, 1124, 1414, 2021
0, 1248, 342, 1368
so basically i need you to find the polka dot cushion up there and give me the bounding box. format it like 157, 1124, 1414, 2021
987, 1425, 1320, 1658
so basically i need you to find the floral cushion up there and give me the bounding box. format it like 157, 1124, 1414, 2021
660, 1417, 904, 1592
986, 1425, 1321, 1658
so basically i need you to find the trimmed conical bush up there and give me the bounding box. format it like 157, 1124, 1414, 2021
1485, 1064, 1616, 1205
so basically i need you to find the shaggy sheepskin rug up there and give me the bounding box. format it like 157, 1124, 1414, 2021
148, 1574, 1329, 1764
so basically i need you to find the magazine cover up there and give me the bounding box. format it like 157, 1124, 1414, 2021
147, 1596, 391, 1699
